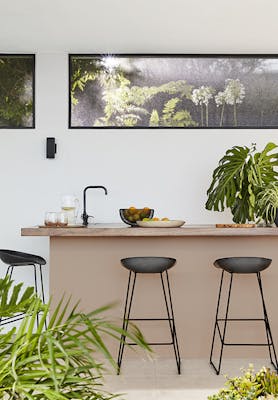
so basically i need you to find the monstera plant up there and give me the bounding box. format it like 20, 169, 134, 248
206, 142, 278, 223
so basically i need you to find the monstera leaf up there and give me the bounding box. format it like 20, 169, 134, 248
206, 143, 278, 223
253, 142, 278, 184
255, 182, 278, 225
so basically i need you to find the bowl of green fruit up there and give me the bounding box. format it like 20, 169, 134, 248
119, 207, 154, 227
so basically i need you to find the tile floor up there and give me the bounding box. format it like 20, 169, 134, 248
103, 358, 273, 400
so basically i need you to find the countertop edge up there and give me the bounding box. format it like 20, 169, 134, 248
21, 225, 278, 237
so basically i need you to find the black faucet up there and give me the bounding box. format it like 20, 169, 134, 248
82, 186, 108, 226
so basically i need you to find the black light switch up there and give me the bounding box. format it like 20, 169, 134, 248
46, 137, 57, 159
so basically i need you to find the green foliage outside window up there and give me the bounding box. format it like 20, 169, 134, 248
71, 56, 271, 128
0, 55, 34, 128
70, 59, 199, 128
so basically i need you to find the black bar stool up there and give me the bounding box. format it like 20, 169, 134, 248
210, 256, 278, 374
0, 249, 47, 327
117, 256, 181, 374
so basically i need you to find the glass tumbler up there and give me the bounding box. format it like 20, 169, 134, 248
57, 212, 68, 227
44, 212, 58, 227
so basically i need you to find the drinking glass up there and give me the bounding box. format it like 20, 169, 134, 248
45, 212, 58, 227
57, 212, 68, 227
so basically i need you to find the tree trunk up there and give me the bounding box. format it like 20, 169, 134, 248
206, 104, 209, 127
233, 103, 237, 127
200, 105, 204, 127
220, 104, 225, 127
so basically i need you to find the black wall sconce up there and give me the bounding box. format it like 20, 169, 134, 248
46, 137, 57, 159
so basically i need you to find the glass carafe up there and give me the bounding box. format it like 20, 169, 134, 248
61, 195, 79, 225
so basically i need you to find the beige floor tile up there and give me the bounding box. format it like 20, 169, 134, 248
102, 358, 274, 400
155, 389, 217, 399
116, 390, 158, 400
104, 376, 157, 392
119, 357, 156, 377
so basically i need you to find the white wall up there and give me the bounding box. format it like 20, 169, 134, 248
1, 0, 278, 293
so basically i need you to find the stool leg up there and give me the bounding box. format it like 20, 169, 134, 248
210, 269, 224, 371
39, 265, 46, 304
210, 271, 233, 375
0, 266, 14, 326
117, 271, 137, 374
160, 271, 181, 374
38, 264, 47, 329
165, 271, 181, 374
33, 264, 39, 328
257, 272, 278, 371
5, 265, 14, 279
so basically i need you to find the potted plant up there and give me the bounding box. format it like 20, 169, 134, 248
0, 276, 151, 399
208, 365, 278, 399
206, 142, 278, 224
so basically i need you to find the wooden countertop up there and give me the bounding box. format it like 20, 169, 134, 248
21, 224, 278, 237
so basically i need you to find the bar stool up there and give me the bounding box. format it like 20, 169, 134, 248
117, 256, 181, 374
210, 256, 278, 374
0, 249, 46, 327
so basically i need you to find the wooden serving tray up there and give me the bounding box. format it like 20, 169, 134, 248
216, 223, 256, 228
38, 224, 84, 228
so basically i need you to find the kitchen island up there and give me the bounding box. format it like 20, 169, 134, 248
21, 224, 278, 359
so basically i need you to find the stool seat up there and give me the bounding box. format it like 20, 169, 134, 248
121, 257, 176, 274
214, 257, 271, 274
0, 250, 46, 267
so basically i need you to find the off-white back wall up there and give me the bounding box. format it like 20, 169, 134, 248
1, 0, 278, 294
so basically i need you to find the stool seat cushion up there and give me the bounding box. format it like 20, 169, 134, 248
214, 257, 271, 274
121, 257, 176, 273
0, 250, 46, 266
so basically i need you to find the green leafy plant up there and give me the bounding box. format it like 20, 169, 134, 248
71, 58, 198, 128
206, 142, 278, 223
0, 276, 36, 319
0, 278, 151, 399
208, 365, 278, 399
149, 109, 160, 126
255, 182, 278, 225
257, 367, 278, 396
161, 98, 197, 127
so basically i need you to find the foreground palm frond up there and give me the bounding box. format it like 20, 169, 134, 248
0, 276, 36, 319
0, 291, 151, 399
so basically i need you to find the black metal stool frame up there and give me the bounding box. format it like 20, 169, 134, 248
210, 269, 278, 375
0, 263, 46, 328
117, 270, 181, 374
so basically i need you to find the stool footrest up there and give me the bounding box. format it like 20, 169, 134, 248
126, 342, 174, 346
0, 312, 26, 325
217, 318, 265, 321
223, 343, 273, 346
0, 310, 45, 326
216, 321, 273, 346
128, 318, 174, 321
